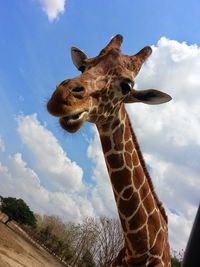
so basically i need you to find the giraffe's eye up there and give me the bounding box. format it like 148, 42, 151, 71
120, 80, 133, 95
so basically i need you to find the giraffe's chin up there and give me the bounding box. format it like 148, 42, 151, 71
59, 111, 88, 133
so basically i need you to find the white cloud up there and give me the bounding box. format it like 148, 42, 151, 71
37, 0, 66, 21
17, 114, 84, 193
86, 37, 200, 252
0, 153, 49, 211
167, 210, 193, 253
0, 113, 95, 222
0, 153, 94, 222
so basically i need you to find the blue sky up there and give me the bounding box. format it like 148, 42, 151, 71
0, 0, 200, 252
1, 0, 200, 172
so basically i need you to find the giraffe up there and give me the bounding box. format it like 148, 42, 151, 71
47, 34, 172, 267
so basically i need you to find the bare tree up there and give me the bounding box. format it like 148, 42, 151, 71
92, 217, 124, 267
70, 218, 97, 267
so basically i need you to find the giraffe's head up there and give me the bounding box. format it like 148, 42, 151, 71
47, 35, 171, 133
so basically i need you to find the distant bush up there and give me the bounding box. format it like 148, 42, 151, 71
171, 257, 181, 267
171, 250, 183, 267
0, 196, 36, 228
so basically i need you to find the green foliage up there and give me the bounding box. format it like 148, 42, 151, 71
62, 244, 73, 261
81, 249, 96, 267
171, 250, 183, 267
0, 196, 36, 228
171, 257, 181, 267
39, 225, 53, 242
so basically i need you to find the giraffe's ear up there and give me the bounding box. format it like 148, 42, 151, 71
124, 89, 172, 105
129, 46, 152, 75
71, 47, 88, 72
133, 46, 152, 63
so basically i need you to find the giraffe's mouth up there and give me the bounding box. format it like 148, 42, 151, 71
59, 111, 89, 133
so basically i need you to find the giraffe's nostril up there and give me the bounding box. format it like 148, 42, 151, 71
72, 87, 85, 93
71, 86, 85, 99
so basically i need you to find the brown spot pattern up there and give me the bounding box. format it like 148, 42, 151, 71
113, 124, 124, 151
111, 168, 132, 194
128, 206, 147, 230
150, 228, 165, 255
98, 104, 104, 114
132, 150, 140, 166
125, 140, 134, 153
148, 211, 162, 249
112, 119, 121, 130
142, 193, 155, 214
133, 166, 145, 189
124, 123, 132, 142
126, 226, 148, 255
132, 176, 143, 192
101, 136, 112, 153
119, 191, 140, 217
138, 180, 151, 200
107, 153, 124, 169
122, 187, 133, 200
120, 216, 128, 232
124, 152, 132, 168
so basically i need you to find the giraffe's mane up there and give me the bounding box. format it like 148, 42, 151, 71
126, 111, 168, 223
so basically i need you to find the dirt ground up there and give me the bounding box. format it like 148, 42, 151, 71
0, 222, 65, 267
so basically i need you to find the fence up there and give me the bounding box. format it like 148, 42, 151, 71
0, 212, 70, 266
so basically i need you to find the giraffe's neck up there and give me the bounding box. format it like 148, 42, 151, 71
97, 104, 170, 266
